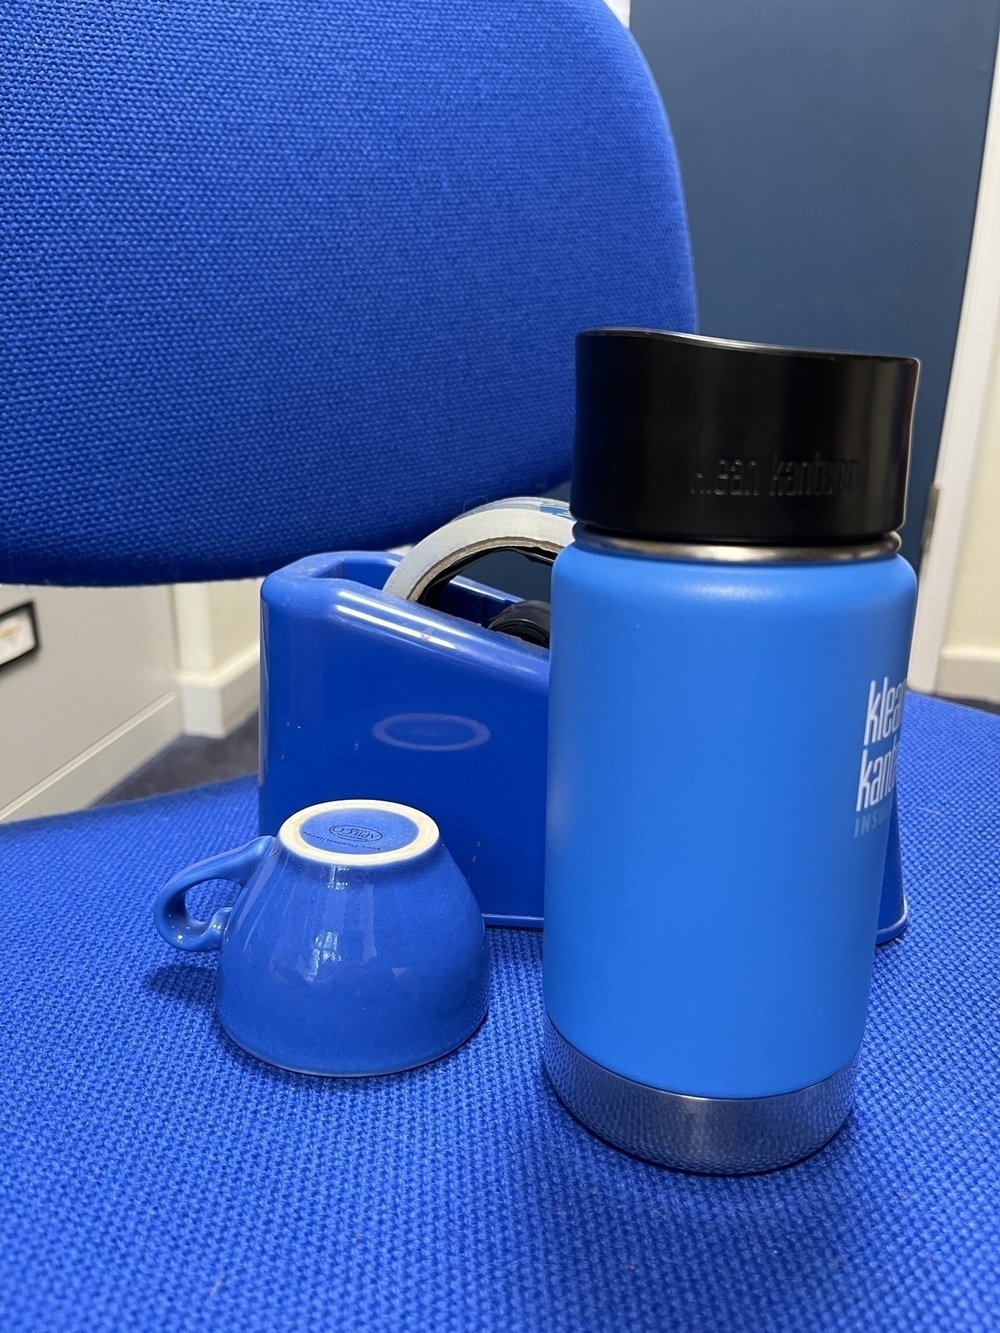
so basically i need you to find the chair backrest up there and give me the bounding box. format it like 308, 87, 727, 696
1, 1, 695, 585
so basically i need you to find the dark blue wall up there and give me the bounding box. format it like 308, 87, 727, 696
631, 0, 1000, 565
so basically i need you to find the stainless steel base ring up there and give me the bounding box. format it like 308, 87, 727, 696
543, 1017, 857, 1175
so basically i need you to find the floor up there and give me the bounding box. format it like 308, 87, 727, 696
96, 712, 260, 805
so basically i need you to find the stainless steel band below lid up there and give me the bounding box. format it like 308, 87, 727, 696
544, 1017, 857, 1175
574, 525, 901, 564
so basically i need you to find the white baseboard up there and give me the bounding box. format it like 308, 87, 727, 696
936, 644, 1000, 704
0, 692, 183, 824
175, 644, 259, 739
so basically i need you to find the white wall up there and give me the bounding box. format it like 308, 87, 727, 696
0, 585, 181, 821
0, 574, 262, 821
909, 32, 1000, 704
937, 331, 1000, 704
171, 580, 261, 738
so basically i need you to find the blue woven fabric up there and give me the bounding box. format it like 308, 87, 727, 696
0, 690, 998, 1330
0, 0, 694, 585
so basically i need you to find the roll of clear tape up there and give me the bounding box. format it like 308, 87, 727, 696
382, 497, 574, 604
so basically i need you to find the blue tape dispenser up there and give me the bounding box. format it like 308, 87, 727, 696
258, 499, 572, 927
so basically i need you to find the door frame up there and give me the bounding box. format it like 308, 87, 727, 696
910, 33, 1000, 692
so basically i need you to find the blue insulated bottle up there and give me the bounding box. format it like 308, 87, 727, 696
543, 330, 919, 1173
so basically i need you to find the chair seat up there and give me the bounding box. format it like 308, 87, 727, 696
1, 691, 998, 1331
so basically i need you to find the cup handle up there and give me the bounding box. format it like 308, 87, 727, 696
153, 836, 274, 952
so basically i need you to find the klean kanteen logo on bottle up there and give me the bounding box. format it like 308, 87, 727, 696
854, 677, 905, 836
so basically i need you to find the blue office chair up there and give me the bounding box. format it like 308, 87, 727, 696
0, 1, 692, 1326
3, 4, 997, 1330
1, 1, 693, 584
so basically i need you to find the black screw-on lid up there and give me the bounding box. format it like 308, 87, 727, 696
571, 330, 919, 546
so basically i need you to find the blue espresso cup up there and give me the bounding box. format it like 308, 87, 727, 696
154, 799, 490, 1076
